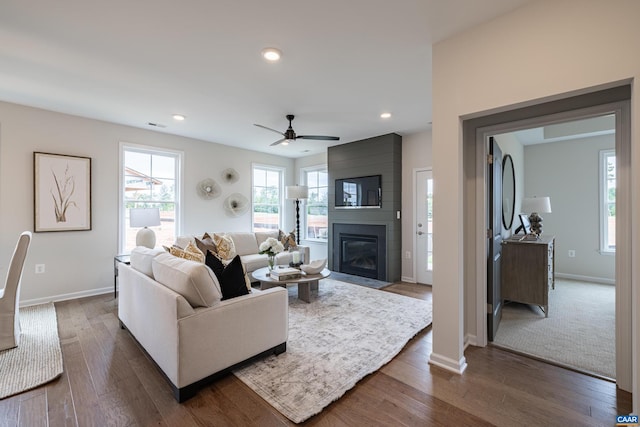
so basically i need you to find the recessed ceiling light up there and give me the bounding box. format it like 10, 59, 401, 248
380, 112, 392, 119
262, 48, 282, 62
173, 114, 186, 121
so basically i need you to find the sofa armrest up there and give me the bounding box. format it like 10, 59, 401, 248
176, 287, 288, 388
118, 265, 195, 386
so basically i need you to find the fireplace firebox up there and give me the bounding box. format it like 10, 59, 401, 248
333, 224, 386, 280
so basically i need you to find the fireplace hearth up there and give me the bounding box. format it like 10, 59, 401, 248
333, 224, 386, 281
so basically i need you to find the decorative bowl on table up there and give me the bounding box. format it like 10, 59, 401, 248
300, 259, 327, 275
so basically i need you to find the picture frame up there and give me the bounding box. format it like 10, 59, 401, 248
34, 152, 92, 232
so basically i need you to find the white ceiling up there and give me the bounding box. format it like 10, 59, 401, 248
0, 0, 531, 158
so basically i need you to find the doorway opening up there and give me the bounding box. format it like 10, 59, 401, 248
462, 84, 631, 392
488, 114, 617, 380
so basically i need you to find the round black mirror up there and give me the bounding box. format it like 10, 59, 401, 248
502, 154, 515, 229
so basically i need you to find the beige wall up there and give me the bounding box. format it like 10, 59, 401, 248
0, 101, 294, 304
432, 0, 639, 408
400, 130, 433, 282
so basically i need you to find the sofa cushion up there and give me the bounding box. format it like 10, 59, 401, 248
240, 253, 269, 273
205, 252, 250, 300
254, 230, 279, 247
130, 247, 165, 278
226, 232, 259, 256
152, 252, 222, 307
213, 233, 237, 260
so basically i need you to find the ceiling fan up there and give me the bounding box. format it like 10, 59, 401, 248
254, 114, 340, 146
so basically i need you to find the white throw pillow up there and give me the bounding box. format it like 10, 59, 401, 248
152, 252, 222, 308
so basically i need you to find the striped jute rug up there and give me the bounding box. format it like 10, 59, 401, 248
0, 302, 63, 399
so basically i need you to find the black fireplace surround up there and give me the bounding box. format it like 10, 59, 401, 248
332, 223, 386, 281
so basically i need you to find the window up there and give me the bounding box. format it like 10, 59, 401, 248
252, 165, 284, 231
303, 167, 328, 240
600, 149, 615, 253
120, 144, 182, 253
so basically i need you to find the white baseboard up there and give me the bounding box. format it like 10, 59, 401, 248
20, 286, 113, 307
464, 333, 478, 349
401, 276, 416, 283
428, 352, 468, 374
555, 272, 614, 285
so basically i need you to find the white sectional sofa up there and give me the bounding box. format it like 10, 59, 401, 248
118, 246, 288, 402
176, 230, 310, 276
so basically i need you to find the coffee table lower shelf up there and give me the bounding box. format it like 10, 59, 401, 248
251, 267, 331, 303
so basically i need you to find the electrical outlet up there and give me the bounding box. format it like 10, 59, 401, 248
35, 264, 45, 274
405, 251, 411, 259
568, 250, 576, 258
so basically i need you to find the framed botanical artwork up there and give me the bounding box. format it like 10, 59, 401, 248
34, 152, 92, 232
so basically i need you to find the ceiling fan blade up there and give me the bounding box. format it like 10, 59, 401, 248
254, 123, 285, 136
270, 138, 286, 146
297, 135, 340, 141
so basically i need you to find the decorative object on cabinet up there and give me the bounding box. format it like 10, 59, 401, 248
34, 152, 91, 232
501, 235, 555, 317
522, 196, 552, 236
502, 154, 516, 229
514, 213, 532, 235
196, 178, 221, 199
286, 185, 308, 244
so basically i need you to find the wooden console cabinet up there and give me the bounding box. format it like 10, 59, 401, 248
501, 235, 555, 317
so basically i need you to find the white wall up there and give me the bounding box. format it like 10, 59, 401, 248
400, 130, 433, 282
524, 134, 615, 282
431, 0, 639, 409
0, 101, 294, 304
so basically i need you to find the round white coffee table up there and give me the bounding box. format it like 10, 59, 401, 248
252, 267, 331, 303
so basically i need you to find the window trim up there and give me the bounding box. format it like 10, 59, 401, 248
119, 142, 184, 254
301, 164, 328, 242
251, 163, 285, 232
599, 149, 615, 254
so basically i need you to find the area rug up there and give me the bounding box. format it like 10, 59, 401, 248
233, 279, 432, 423
0, 302, 63, 399
493, 279, 614, 379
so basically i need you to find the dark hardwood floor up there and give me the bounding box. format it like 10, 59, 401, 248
0, 282, 631, 426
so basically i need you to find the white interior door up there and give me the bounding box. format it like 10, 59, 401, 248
416, 169, 433, 284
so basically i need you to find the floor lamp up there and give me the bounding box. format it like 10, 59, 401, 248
286, 185, 308, 244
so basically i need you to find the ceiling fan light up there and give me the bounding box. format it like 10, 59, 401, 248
262, 48, 282, 62
282, 140, 290, 145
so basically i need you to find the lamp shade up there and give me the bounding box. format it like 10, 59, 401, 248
522, 197, 552, 214
286, 185, 308, 200
130, 208, 161, 228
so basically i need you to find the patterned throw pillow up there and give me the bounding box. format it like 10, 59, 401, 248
195, 232, 217, 257
279, 229, 297, 250
213, 233, 236, 260
167, 241, 205, 263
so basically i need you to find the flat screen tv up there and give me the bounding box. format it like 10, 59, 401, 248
335, 175, 381, 209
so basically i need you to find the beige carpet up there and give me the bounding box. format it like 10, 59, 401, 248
0, 303, 63, 399
493, 279, 615, 379
234, 279, 432, 423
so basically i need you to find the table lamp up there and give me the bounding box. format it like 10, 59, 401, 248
285, 185, 308, 244
130, 207, 161, 248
